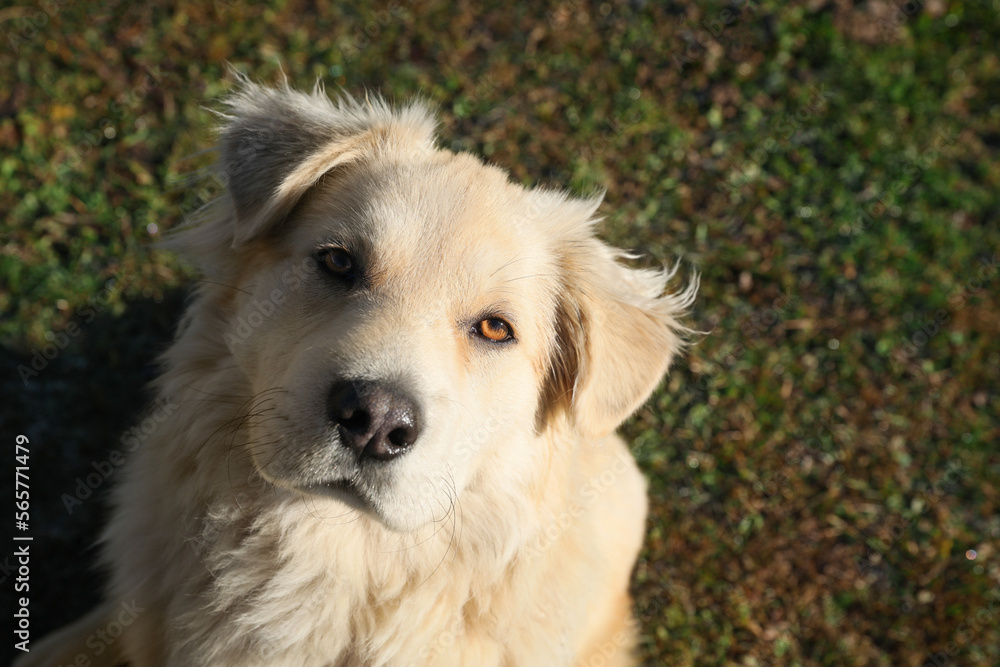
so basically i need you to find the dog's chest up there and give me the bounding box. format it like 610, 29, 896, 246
182, 507, 574, 667
316, 553, 574, 666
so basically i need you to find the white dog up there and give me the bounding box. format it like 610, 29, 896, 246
20, 78, 694, 667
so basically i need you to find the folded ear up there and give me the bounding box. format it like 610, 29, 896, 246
541, 204, 696, 438
216, 77, 436, 246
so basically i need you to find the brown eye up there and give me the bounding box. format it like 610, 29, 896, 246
476, 318, 513, 343
318, 247, 355, 278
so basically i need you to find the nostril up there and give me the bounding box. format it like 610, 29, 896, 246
328, 381, 374, 456
387, 426, 416, 448
338, 407, 370, 433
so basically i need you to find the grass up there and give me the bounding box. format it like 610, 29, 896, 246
2, 0, 998, 665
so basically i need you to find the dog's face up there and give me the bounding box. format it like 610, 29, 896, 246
183, 82, 692, 532
234, 162, 571, 531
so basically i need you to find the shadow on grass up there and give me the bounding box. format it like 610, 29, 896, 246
1, 287, 189, 664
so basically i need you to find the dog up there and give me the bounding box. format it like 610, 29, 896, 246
20, 78, 695, 667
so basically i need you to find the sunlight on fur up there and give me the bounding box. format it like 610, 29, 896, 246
18, 75, 696, 667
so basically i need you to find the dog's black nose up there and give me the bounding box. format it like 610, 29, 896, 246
327, 380, 420, 461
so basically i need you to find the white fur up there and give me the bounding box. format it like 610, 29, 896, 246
19, 79, 694, 667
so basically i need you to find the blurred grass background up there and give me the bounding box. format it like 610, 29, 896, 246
1, 1, 998, 665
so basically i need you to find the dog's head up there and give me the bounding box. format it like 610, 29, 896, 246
177, 80, 694, 532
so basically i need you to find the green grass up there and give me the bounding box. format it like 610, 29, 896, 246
2, 1, 998, 665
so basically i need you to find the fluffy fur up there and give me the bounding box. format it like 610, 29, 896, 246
19, 78, 695, 667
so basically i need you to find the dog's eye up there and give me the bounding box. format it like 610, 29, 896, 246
317, 247, 356, 280
475, 318, 514, 343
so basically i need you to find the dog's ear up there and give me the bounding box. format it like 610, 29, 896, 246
540, 197, 696, 438
217, 78, 436, 246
